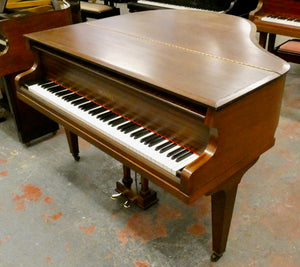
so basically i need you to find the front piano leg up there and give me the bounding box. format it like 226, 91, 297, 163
115, 165, 158, 209
65, 128, 80, 161
209, 158, 258, 261
210, 183, 238, 262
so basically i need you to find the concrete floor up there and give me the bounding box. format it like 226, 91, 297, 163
0, 43, 299, 267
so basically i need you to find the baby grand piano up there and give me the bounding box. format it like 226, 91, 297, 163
15, 10, 289, 261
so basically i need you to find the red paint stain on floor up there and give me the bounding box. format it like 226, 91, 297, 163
43, 196, 54, 204
4, 235, 10, 241
22, 184, 42, 201
50, 212, 63, 221
187, 222, 206, 236
45, 257, 52, 263
106, 254, 111, 258
133, 260, 149, 267
79, 225, 96, 236
12, 184, 43, 211
0, 158, 7, 164
65, 243, 70, 250
156, 203, 182, 220
117, 213, 167, 246
42, 212, 63, 223
0, 170, 8, 176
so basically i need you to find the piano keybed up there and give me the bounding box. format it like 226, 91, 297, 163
25, 79, 200, 176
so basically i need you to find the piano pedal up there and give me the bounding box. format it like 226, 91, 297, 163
115, 179, 158, 210
111, 192, 123, 200
123, 200, 131, 208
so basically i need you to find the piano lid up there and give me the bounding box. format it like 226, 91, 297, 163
23, 10, 289, 109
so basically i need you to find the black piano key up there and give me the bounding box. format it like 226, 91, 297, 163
62, 93, 80, 101
56, 90, 72, 97
171, 149, 189, 160
130, 128, 150, 139
41, 81, 56, 88
71, 98, 88, 105
48, 86, 65, 93
88, 107, 106, 115
147, 135, 162, 146
155, 141, 172, 151
167, 147, 185, 158
117, 121, 134, 131
78, 102, 98, 110
140, 133, 157, 144
123, 124, 140, 134
148, 136, 165, 147
176, 151, 194, 162
38, 80, 52, 85
108, 117, 128, 126
159, 143, 177, 153
97, 112, 118, 122
61, 92, 75, 99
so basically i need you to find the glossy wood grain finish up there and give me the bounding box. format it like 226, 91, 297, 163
15, 10, 289, 260
23, 10, 288, 109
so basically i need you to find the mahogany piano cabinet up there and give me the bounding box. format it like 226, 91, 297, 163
15, 10, 289, 261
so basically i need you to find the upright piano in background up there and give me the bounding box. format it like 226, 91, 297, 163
249, 0, 300, 51
0, 0, 73, 143
127, 0, 258, 18
15, 10, 289, 261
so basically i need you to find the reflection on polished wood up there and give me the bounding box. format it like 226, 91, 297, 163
15, 10, 289, 260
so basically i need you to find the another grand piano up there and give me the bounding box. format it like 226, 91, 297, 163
249, 0, 300, 51
0, 0, 73, 143
127, 0, 258, 18
15, 11, 289, 261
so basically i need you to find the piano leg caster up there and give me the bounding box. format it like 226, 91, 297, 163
114, 165, 158, 209
210, 252, 222, 262
73, 154, 80, 161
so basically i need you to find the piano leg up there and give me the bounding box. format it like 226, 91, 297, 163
210, 158, 258, 261
259, 32, 276, 52
267, 33, 276, 52
259, 32, 268, 48
65, 128, 80, 161
210, 183, 238, 262
116, 166, 158, 209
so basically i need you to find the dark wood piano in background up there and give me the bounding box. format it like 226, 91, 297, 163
128, 0, 258, 18
249, 0, 300, 51
0, 0, 73, 143
15, 10, 289, 261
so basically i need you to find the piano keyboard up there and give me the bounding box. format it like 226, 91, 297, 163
136, 0, 209, 11
261, 16, 300, 27
25, 80, 199, 176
